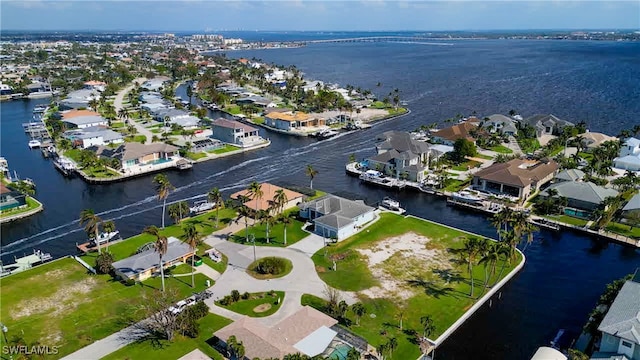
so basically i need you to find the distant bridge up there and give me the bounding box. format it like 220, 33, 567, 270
294, 36, 456, 45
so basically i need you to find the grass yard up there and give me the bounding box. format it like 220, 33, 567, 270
606, 222, 640, 239
215, 291, 285, 318
475, 153, 493, 160
545, 214, 589, 227
0, 196, 42, 219
450, 160, 480, 171
166, 263, 194, 275
443, 178, 469, 192
310, 213, 523, 359
83, 166, 120, 178
0, 258, 212, 359
126, 135, 147, 143
185, 152, 208, 161
229, 209, 308, 247
252, 117, 265, 125
489, 145, 513, 154
110, 122, 125, 129
517, 137, 540, 154
226, 105, 242, 115
101, 313, 231, 360
201, 252, 228, 274
82, 208, 236, 263
207, 144, 241, 155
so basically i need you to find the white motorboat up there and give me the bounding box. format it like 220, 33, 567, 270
189, 200, 216, 214
53, 156, 77, 177
28, 139, 42, 149
381, 197, 401, 211
90, 231, 121, 246
451, 190, 484, 204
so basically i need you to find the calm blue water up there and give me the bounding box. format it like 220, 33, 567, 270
1, 39, 639, 359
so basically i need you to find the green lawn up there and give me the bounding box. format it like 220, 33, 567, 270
101, 313, 231, 360
606, 222, 640, 239
110, 122, 125, 129
252, 117, 265, 125
387, 107, 408, 116
63, 148, 82, 163
208, 144, 241, 155
0, 258, 212, 359
229, 209, 308, 247
309, 213, 523, 360
82, 208, 237, 263
166, 263, 194, 275
83, 166, 120, 178
186, 152, 208, 161
489, 145, 513, 154
475, 153, 493, 160
451, 160, 480, 171
0, 196, 42, 219
202, 252, 228, 274
517, 137, 540, 154
246, 257, 293, 279
545, 214, 589, 227
443, 178, 469, 192
215, 291, 285, 318
126, 135, 147, 143
226, 105, 242, 115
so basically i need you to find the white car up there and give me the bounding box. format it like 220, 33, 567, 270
169, 300, 187, 314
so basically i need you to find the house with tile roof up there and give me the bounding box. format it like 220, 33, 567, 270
592, 274, 640, 360
230, 183, 304, 215
579, 132, 617, 150
264, 111, 325, 132
299, 194, 375, 240
367, 131, 432, 182
554, 169, 586, 183
214, 306, 361, 360
430, 121, 477, 146
0, 183, 26, 211
540, 181, 618, 213
472, 159, 559, 201
63, 126, 124, 149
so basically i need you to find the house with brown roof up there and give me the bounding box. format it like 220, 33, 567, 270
264, 111, 325, 132
230, 183, 304, 215
578, 132, 617, 150
472, 159, 558, 201
430, 121, 478, 146
214, 306, 360, 360
211, 118, 266, 148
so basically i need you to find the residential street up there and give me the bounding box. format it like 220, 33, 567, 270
113, 77, 154, 144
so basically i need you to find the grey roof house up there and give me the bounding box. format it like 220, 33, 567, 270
483, 114, 518, 136
368, 131, 432, 182
94, 142, 179, 171
112, 237, 194, 281
554, 169, 585, 183
622, 193, 640, 220
523, 114, 575, 137
593, 274, 640, 360
540, 181, 618, 212
299, 194, 375, 240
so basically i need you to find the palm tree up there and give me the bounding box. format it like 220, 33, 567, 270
153, 174, 174, 229
207, 187, 224, 229
461, 237, 480, 297
181, 222, 200, 288
376, 342, 388, 360
144, 226, 168, 292
273, 189, 288, 215
351, 302, 366, 325
388, 337, 398, 358
234, 197, 252, 242
479, 241, 508, 288
88, 98, 99, 112
420, 315, 436, 339
305, 164, 318, 189
279, 212, 294, 245
80, 209, 102, 253
247, 181, 263, 225
258, 209, 274, 243
167, 202, 183, 224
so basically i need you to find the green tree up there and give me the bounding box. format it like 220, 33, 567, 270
207, 187, 224, 229
79, 209, 102, 253
95, 251, 115, 274
182, 222, 200, 287
153, 174, 175, 229
420, 315, 436, 339
351, 302, 366, 325
272, 188, 288, 215
144, 225, 168, 292
234, 196, 252, 242
452, 138, 477, 162
279, 212, 294, 245
305, 164, 318, 189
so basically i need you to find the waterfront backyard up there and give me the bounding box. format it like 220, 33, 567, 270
311, 213, 524, 359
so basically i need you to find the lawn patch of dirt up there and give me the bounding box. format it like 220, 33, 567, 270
357, 232, 452, 300
253, 303, 272, 313
13, 277, 99, 319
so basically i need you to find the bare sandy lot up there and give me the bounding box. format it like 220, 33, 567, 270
357, 232, 452, 300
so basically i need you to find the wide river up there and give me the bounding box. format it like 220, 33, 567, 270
1, 39, 640, 359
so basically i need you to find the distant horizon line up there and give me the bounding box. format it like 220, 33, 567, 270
1, 28, 638, 33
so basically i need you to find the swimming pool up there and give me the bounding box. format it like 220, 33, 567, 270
327, 344, 351, 360
564, 208, 590, 219
149, 158, 171, 165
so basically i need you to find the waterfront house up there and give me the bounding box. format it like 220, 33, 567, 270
230, 183, 303, 215
472, 159, 559, 200
579, 132, 617, 150
621, 193, 640, 223
83, 80, 106, 92
592, 274, 640, 360
235, 95, 276, 108
430, 121, 477, 146
554, 169, 585, 183
141, 77, 169, 91
482, 114, 518, 136
95, 142, 179, 171
614, 138, 640, 171
214, 306, 356, 360
63, 115, 109, 130
63, 126, 124, 149
0, 183, 26, 211
299, 194, 375, 240
211, 118, 265, 148
539, 181, 618, 214
191, 138, 224, 153
367, 131, 432, 182
59, 89, 100, 110
0, 82, 13, 95
264, 111, 325, 132
112, 237, 194, 282
523, 114, 574, 137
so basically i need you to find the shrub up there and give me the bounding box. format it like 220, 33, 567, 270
95, 251, 115, 275
241, 292, 250, 300
231, 290, 241, 302
219, 295, 232, 306
254, 257, 287, 275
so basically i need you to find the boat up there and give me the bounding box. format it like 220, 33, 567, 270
90, 231, 121, 246
381, 197, 401, 211
53, 156, 77, 177
41, 145, 56, 158
316, 129, 340, 140
28, 139, 42, 149
0, 249, 53, 277
190, 200, 216, 214
33, 105, 47, 113
451, 190, 484, 204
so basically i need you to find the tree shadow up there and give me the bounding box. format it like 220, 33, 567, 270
406, 278, 463, 299
432, 268, 466, 285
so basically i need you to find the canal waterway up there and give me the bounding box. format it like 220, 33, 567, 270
1, 39, 639, 359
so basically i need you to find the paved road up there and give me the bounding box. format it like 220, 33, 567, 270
113, 77, 154, 145
61, 322, 149, 360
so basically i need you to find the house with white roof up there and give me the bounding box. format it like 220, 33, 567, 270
83, 80, 106, 92
592, 272, 640, 360
367, 131, 433, 182
483, 114, 518, 136
64, 126, 124, 149
614, 138, 640, 171
299, 194, 375, 240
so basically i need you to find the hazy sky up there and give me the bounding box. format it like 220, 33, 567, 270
1, 1, 639, 32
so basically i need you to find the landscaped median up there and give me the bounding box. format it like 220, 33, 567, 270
310, 212, 524, 360
0, 257, 213, 359
215, 290, 285, 318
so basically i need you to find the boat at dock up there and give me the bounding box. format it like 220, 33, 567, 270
451, 190, 484, 204
380, 197, 407, 214
189, 200, 216, 214
41, 145, 57, 158
28, 139, 42, 149
313, 128, 340, 140
0, 249, 53, 277
91, 231, 121, 246
53, 156, 77, 177
359, 170, 405, 189
33, 105, 47, 113
529, 217, 561, 231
